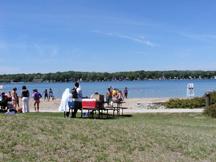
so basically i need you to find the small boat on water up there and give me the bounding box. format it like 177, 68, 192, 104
0, 85, 3, 90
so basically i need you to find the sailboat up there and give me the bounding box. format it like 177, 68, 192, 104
0, 85, 3, 90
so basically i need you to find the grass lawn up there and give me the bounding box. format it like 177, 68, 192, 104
0, 112, 216, 162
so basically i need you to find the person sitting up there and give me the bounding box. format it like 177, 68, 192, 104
5, 101, 17, 115
112, 88, 118, 97
112, 89, 124, 103
90, 92, 99, 99
0, 92, 9, 111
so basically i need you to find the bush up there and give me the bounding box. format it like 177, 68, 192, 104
164, 91, 216, 109
164, 97, 205, 109
204, 103, 216, 118
208, 91, 216, 105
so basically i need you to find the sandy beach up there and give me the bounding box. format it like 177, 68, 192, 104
26, 98, 204, 113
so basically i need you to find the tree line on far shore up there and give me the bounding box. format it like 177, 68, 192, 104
1, 70, 216, 83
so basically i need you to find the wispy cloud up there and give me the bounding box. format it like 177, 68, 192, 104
92, 31, 157, 47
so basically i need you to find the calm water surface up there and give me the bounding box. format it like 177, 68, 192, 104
1, 80, 216, 98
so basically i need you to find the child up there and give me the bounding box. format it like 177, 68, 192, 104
32, 89, 42, 112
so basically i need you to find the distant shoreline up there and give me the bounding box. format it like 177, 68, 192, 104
1, 78, 216, 84
1, 70, 216, 83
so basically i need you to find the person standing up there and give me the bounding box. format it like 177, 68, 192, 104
21, 86, 30, 113
74, 82, 82, 99
106, 88, 112, 105
11, 88, 19, 110
48, 88, 54, 101
43, 89, 48, 101
124, 87, 128, 99
72, 82, 82, 117
32, 89, 42, 112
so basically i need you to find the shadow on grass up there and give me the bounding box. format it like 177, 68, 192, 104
64, 112, 133, 120
0, 111, 133, 121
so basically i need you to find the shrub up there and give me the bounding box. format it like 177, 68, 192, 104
204, 103, 216, 118
208, 91, 216, 105
163, 91, 216, 109
164, 97, 205, 109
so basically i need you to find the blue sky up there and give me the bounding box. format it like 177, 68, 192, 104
1, 0, 216, 74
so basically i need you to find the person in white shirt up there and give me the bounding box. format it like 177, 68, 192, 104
75, 82, 82, 99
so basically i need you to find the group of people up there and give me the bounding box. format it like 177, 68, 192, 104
106, 87, 128, 105
43, 88, 55, 101
59, 82, 83, 117
0, 86, 31, 114
60, 82, 128, 118
0, 86, 55, 114
0, 82, 129, 116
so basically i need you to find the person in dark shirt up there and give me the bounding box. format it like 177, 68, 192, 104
124, 87, 128, 99
48, 88, 54, 101
106, 88, 112, 105
43, 89, 48, 101
21, 86, 30, 113
32, 89, 42, 112
71, 82, 82, 118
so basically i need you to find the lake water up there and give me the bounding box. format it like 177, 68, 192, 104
1, 80, 216, 98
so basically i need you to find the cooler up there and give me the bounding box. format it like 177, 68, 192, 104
82, 99, 97, 109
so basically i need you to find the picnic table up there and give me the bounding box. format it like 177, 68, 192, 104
104, 101, 127, 116
64, 99, 127, 118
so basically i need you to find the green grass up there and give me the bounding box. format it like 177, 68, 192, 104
0, 113, 216, 162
